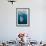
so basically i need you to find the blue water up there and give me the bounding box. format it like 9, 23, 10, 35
18, 12, 27, 24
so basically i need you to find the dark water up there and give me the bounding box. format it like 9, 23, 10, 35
18, 12, 27, 24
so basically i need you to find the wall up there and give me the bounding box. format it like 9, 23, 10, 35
0, 0, 46, 42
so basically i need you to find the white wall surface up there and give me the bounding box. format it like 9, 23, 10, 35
0, 0, 46, 42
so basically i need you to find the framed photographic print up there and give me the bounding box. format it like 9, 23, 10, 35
16, 8, 30, 27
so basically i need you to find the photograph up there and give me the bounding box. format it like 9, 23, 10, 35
16, 8, 30, 27
0, 0, 46, 46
